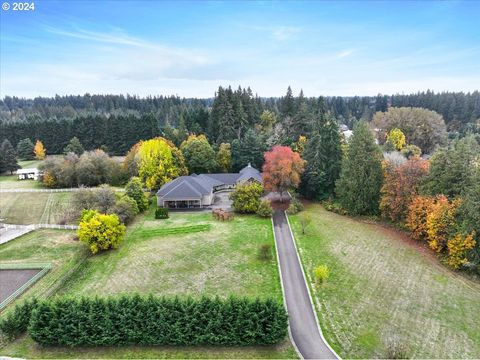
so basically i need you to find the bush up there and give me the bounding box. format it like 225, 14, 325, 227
256, 199, 273, 217
230, 182, 263, 213
155, 207, 169, 219
314, 265, 330, 284
125, 177, 149, 212
258, 243, 273, 261
28, 295, 288, 347
110, 195, 139, 224
0, 299, 38, 341
78, 210, 126, 254
287, 197, 304, 215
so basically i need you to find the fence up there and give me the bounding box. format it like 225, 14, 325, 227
1, 224, 79, 230
0, 187, 125, 193
0, 263, 52, 311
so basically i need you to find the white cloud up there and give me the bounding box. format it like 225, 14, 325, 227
271, 26, 300, 41
336, 49, 355, 59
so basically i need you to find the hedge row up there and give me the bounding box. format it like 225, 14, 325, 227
0, 299, 38, 341
29, 295, 288, 347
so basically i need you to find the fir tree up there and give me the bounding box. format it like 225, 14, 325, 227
16, 138, 35, 160
63, 137, 85, 156
0, 139, 20, 174
335, 121, 383, 215
300, 113, 342, 200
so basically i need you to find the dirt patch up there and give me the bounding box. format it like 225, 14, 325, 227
0, 269, 41, 303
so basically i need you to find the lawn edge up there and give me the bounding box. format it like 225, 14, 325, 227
284, 211, 341, 359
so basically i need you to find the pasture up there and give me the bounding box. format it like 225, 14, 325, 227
0, 210, 296, 358
289, 204, 480, 359
0, 192, 74, 224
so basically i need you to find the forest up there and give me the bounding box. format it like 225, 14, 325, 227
1, 88, 479, 155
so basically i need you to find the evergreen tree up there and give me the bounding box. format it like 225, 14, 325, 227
63, 137, 85, 155
231, 129, 265, 171
0, 139, 20, 174
279, 86, 295, 119
335, 121, 383, 215
16, 138, 35, 160
422, 134, 479, 198
300, 114, 342, 200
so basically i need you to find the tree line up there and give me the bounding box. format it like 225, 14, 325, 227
1, 88, 479, 156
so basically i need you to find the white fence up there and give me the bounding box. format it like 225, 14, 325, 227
1, 223, 79, 230
0, 188, 125, 193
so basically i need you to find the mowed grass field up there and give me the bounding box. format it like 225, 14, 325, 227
0, 192, 74, 224
0, 229, 87, 302
289, 204, 480, 359
1, 209, 296, 359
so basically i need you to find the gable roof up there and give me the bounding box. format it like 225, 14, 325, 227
156, 164, 262, 200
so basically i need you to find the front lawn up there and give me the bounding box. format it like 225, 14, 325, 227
1, 210, 296, 358
289, 204, 480, 359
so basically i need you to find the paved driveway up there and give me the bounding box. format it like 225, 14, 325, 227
272, 210, 338, 359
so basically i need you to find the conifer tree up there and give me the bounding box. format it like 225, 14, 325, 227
0, 139, 19, 174
300, 112, 342, 200
335, 121, 383, 215
16, 138, 35, 160
63, 137, 85, 155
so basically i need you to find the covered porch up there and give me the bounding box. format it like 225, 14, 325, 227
162, 199, 202, 209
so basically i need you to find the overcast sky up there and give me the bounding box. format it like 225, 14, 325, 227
1, 0, 479, 98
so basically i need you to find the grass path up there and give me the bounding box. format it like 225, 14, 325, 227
289, 204, 480, 359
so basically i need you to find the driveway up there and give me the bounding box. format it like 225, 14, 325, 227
272, 210, 338, 359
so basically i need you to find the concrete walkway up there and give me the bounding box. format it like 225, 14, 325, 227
272, 210, 338, 359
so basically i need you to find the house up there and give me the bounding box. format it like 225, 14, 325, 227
156, 164, 262, 209
16, 168, 41, 181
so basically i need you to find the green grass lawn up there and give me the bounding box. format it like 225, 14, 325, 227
289, 204, 480, 359
1, 209, 296, 359
0, 175, 42, 189
18, 159, 44, 169
0, 229, 87, 303
0, 192, 74, 224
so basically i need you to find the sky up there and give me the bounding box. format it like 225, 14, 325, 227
1, 0, 479, 98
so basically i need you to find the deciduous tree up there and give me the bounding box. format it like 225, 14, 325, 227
262, 146, 305, 198
180, 134, 217, 174
229, 182, 264, 213
78, 210, 126, 254
33, 140, 46, 160
125, 177, 148, 212
216, 143, 232, 172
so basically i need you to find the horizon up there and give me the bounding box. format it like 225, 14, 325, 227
1, 1, 479, 98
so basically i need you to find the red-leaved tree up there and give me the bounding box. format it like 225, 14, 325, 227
262, 146, 306, 199
380, 156, 429, 222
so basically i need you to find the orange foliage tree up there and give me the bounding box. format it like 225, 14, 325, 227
406, 195, 436, 241
34, 140, 46, 160
262, 146, 306, 198
380, 156, 429, 222
426, 196, 460, 253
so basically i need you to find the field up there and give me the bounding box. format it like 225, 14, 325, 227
289, 204, 480, 359
0, 175, 42, 189
0, 192, 74, 224
0, 209, 296, 358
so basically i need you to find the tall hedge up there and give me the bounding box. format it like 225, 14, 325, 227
0, 299, 38, 340
29, 295, 288, 347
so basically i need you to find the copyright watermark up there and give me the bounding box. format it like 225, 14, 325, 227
2, 2, 10, 10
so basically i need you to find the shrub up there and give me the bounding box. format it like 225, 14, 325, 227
314, 265, 330, 284
110, 195, 139, 224
125, 177, 149, 212
78, 210, 126, 254
28, 295, 288, 347
406, 196, 435, 241
258, 243, 273, 261
401, 144, 421, 158
298, 213, 312, 234
0, 299, 38, 341
323, 199, 348, 215
287, 197, 304, 215
256, 199, 273, 217
155, 207, 169, 219
230, 182, 263, 213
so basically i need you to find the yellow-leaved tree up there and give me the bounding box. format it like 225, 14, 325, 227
34, 140, 46, 160
132, 137, 187, 191
426, 196, 460, 253
447, 232, 476, 269
386, 128, 406, 151
78, 210, 126, 254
